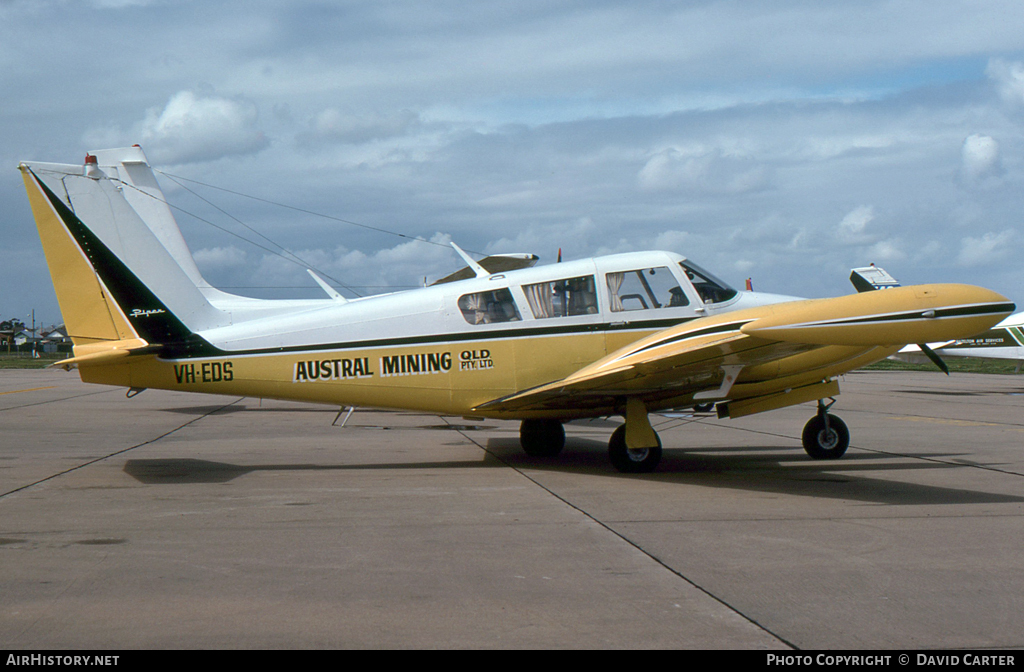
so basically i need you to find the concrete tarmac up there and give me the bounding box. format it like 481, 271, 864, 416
1, 368, 1023, 649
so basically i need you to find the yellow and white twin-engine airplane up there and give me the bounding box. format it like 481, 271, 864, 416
19, 147, 1015, 473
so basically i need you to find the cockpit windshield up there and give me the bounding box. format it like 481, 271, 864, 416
679, 261, 738, 304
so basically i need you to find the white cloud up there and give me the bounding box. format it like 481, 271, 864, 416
908, 240, 943, 266
272, 233, 461, 296
485, 218, 597, 262
653, 230, 691, 252
838, 205, 876, 243
957, 230, 1015, 267
193, 245, 249, 270
637, 147, 769, 194
86, 91, 269, 165
303, 108, 421, 145
960, 134, 1002, 181
986, 58, 1024, 105
867, 239, 905, 262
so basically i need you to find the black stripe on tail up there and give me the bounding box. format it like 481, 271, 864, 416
31, 169, 218, 357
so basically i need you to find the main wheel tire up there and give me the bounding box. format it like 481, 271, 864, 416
608, 425, 662, 473
519, 419, 565, 457
802, 413, 849, 460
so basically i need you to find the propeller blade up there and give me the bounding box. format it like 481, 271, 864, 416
918, 343, 949, 375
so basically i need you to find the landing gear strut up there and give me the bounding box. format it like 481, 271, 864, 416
802, 398, 849, 460
608, 398, 664, 473
519, 419, 565, 457
608, 425, 662, 473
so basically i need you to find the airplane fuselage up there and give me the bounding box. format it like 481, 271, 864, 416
81, 251, 801, 417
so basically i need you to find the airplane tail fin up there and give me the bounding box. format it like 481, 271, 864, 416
19, 148, 229, 355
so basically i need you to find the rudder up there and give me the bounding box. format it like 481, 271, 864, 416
20, 167, 135, 346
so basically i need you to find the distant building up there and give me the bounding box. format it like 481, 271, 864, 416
0, 320, 23, 349
40, 325, 71, 353
41, 325, 69, 343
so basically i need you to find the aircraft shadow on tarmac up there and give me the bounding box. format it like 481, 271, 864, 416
122, 455, 500, 485
490, 437, 1024, 506
122, 434, 1023, 507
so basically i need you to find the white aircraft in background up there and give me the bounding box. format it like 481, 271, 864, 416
850, 265, 1023, 373
892, 316, 1024, 372
18, 147, 1014, 473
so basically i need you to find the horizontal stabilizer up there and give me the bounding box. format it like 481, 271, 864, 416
50, 338, 155, 370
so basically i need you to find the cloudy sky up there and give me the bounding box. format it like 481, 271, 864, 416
3, 0, 1024, 327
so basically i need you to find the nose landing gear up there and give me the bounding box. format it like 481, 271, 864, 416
802, 398, 849, 460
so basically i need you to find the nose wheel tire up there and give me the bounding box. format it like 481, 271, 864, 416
608, 425, 662, 473
802, 413, 849, 460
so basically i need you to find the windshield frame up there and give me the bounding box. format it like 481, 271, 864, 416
679, 260, 738, 304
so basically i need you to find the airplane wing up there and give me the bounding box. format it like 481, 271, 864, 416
476, 283, 1013, 417
477, 316, 815, 414
431, 253, 539, 285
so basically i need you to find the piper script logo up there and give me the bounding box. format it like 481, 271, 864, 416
130, 308, 166, 318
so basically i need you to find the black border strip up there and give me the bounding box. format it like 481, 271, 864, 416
169, 317, 698, 360
767, 303, 1016, 330
620, 320, 753, 359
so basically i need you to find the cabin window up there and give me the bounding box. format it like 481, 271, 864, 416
679, 261, 737, 304
606, 266, 688, 312
458, 288, 522, 325
523, 275, 598, 319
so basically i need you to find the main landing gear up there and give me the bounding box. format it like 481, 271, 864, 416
802, 398, 849, 460
518, 408, 663, 474
608, 424, 662, 473
518, 397, 850, 473
519, 419, 565, 457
